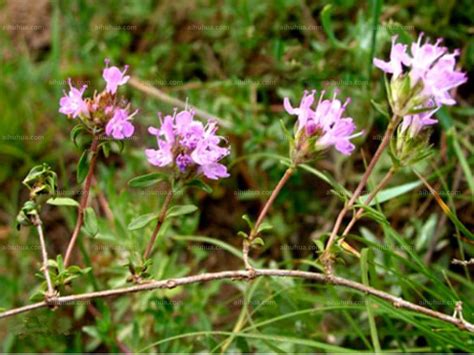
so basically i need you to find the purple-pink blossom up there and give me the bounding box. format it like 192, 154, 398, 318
146, 109, 230, 180
105, 108, 137, 140
284, 90, 362, 156
59, 79, 88, 118
102, 58, 130, 94
400, 109, 438, 138
373, 34, 467, 106
59, 60, 136, 141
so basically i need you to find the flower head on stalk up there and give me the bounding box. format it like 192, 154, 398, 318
374, 33, 467, 115
59, 59, 136, 141
283, 90, 362, 162
145, 108, 230, 180
390, 106, 439, 167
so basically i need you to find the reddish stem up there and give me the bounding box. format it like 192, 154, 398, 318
341, 167, 396, 238
243, 167, 294, 269
143, 189, 174, 260
64, 136, 100, 267
321, 118, 398, 272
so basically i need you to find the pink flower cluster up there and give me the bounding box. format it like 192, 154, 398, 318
59, 59, 136, 140
374, 34, 467, 106
374, 33, 467, 138
284, 90, 362, 156
145, 109, 230, 180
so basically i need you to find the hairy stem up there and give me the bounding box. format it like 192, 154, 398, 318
64, 136, 100, 267
33, 216, 55, 299
322, 118, 398, 272
143, 189, 174, 260
340, 166, 396, 238
1, 268, 472, 333
243, 167, 294, 269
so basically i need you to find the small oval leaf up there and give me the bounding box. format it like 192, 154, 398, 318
47, 197, 79, 207
77, 150, 89, 184
256, 222, 273, 234
166, 205, 198, 218
128, 173, 167, 188
128, 213, 160, 231
83, 207, 98, 236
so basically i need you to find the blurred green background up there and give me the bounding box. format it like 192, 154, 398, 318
0, 0, 473, 352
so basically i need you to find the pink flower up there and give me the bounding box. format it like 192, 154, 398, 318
284, 90, 362, 156
102, 58, 130, 94
146, 108, 230, 180
145, 140, 173, 167
284, 90, 316, 133
400, 109, 438, 138
317, 117, 359, 156
374, 34, 467, 106
200, 163, 230, 180
105, 108, 136, 140
59, 79, 88, 118
373, 36, 411, 78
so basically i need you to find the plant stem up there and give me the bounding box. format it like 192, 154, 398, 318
340, 166, 396, 239
1, 268, 473, 333
322, 117, 398, 272
243, 167, 294, 269
64, 136, 100, 267
143, 189, 174, 260
33, 216, 55, 300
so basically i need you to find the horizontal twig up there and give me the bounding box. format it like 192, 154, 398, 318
452, 258, 474, 266
0, 268, 473, 333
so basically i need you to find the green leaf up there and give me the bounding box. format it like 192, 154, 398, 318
406, 106, 437, 115
242, 214, 254, 229
77, 150, 89, 184
384, 74, 394, 110
22, 164, 58, 196
256, 222, 273, 234
128, 213, 159, 231
237, 231, 249, 239
252, 237, 265, 246
359, 180, 422, 206
299, 164, 351, 198
29, 289, 46, 302
56, 255, 65, 275
70, 124, 87, 148
101, 141, 110, 158
368, 0, 382, 77
167, 205, 198, 218
354, 203, 388, 225
82, 325, 101, 339
448, 128, 474, 196
46, 197, 79, 207
185, 179, 213, 193
83, 207, 98, 237
114, 139, 125, 154
128, 173, 167, 188
360, 248, 381, 353
68, 266, 92, 275
370, 99, 389, 119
